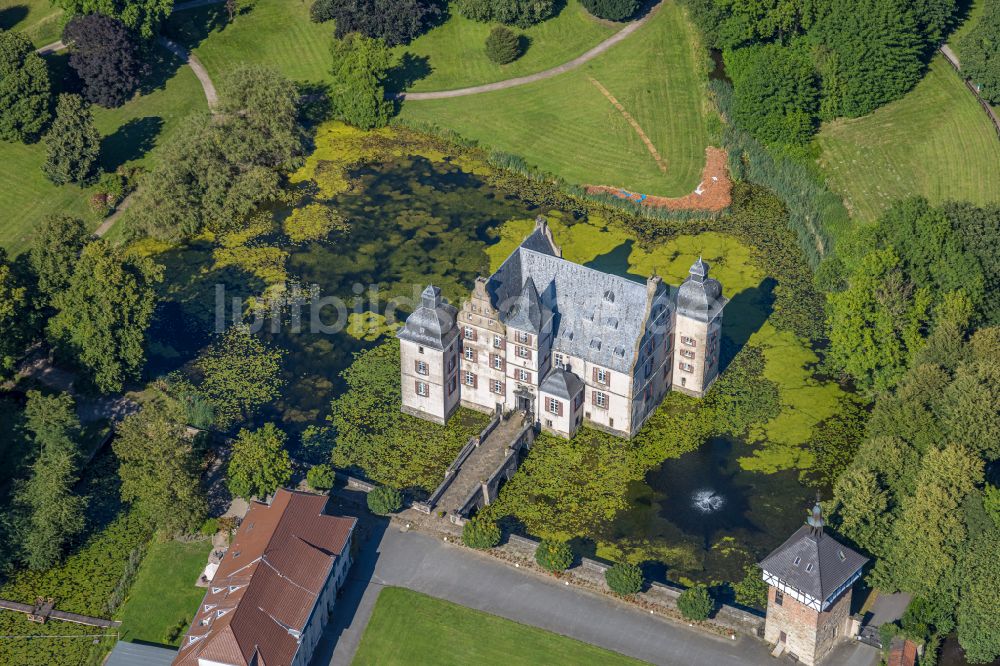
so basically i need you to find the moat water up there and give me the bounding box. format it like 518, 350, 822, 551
145, 154, 812, 582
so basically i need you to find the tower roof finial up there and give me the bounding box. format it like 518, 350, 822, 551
807, 491, 824, 539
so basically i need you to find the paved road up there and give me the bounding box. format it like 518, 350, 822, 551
310, 520, 878, 666
398, 3, 662, 101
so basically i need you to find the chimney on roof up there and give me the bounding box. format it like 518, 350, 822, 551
807, 491, 825, 540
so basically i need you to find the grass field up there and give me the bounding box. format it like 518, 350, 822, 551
816, 56, 1000, 225
0, 49, 206, 255
395, 1, 619, 92
117, 539, 212, 647
399, 1, 712, 195
168, 0, 620, 92
0, 0, 63, 47
353, 587, 648, 665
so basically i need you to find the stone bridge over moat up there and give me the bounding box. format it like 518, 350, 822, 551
414, 411, 536, 524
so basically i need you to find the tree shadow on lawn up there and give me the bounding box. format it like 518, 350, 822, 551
100, 116, 163, 172
0, 5, 28, 31
162, 3, 231, 52
386, 52, 432, 97
719, 277, 776, 373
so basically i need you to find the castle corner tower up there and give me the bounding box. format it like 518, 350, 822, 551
396, 285, 460, 424
761, 497, 869, 665
672, 258, 726, 397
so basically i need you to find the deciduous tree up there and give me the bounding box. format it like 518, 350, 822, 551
329, 33, 394, 130
455, 0, 555, 27
581, 0, 638, 21
0, 249, 35, 376
311, 0, 441, 46
13, 391, 85, 570
113, 395, 207, 536
29, 214, 90, 300
959, 0, 1000, 104
42, 94, 101, 185
0, 30, 51, 143
958, 528, 1000, 663
227, 423, 292, 500
48, 241, 163, 392
64, 15, 145, 108
54, 0, 173, 39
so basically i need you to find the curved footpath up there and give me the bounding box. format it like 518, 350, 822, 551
398, 2, 662, 101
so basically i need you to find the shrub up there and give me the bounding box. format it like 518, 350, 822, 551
677, 585, 713, 621
199, 518, 219, 536
367, 485, 403, 514
310, 0, 441, 46
535, 539, 573, 572
605, 562, 643, 595
455, 0, 556, 28
485, 26, 522, 65
581, 0, 638, 21
462, 518, 501, 549
307, 463, 336, 492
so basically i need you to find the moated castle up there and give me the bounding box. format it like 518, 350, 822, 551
397, 218, 727, 439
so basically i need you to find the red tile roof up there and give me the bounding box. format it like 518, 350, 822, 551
173, 489, 356, 666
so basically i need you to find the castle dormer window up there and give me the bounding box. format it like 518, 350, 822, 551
590, 339, 601, 351
604, 290, 615, 303
605, 317, 618, 330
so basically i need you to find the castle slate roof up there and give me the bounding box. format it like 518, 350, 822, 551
504, 277, 552, 334
538, 368, 584, 400
173, 490, 356, 666
397, 285, 459, 351
760, 525, 868, 604
677, 258, 726, 322
486, 222, 666, 373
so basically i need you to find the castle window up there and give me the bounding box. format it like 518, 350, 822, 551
775, 590, 784, 606
517, 368, 530, 382
678, 362, 694, 373
464, 347, 475, 361
681, 336, 697, 347
416, 381, 429, 397
594, 391, 608, 408
464, 371, 476, 387
515, 331, 531, 344
415, 360, 428, 375
595, 368, 609, 384
464, 326, 475, 340
680, 349, 695, 359
554, 353, 565, 369
547, 398, 561, 415
805, 563, 813, 573
448, 376, 457, 395
516, 345, 531, 359
493, 335, 503, 349
418, 346, 424, 354
793, 556, 801, 566
589, 339, 602, 351
491, 380, 504, 394
605, 317, 618, 330
492, 355, 504, 370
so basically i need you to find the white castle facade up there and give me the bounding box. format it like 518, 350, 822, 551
397, 218, 727, 439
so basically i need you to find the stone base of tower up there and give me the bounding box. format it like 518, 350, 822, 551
401, 404, 452, 426
763, 586, 853, 666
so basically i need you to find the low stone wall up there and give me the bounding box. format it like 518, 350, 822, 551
493, 532, 764, 639
343, 475, 375, 493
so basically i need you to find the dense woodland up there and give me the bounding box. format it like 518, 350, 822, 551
0, 0, 998, 663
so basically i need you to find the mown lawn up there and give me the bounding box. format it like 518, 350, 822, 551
166, 0, 618, 92
816, 56, 1000, 226
395, 0, 619, 92
399, 1, 712, 196
0, 48, 206, 255
353, 587, 648, 666
0, 0, 64, 47
117, 538, 212, 647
